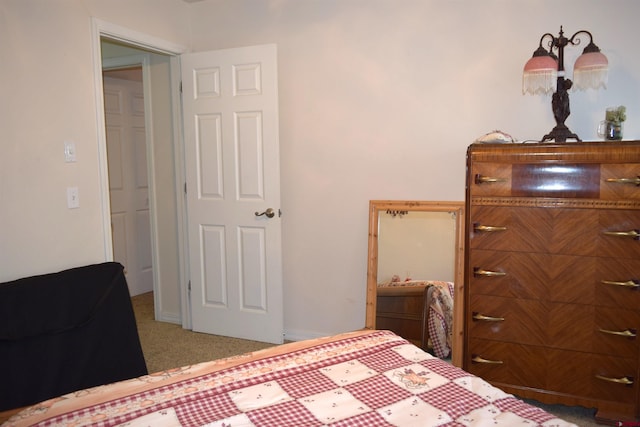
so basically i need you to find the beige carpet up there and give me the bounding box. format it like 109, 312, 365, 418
132, 292, 603, 427
131, 292, 274, 375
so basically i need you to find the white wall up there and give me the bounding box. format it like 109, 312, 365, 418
0, 0, 188, 278
188, 0, 640, 340
2, 0, 640, 341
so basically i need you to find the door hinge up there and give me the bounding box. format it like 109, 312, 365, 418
179, 81, 183, 93
188, 280, 191, 292
184, 182, 187, 194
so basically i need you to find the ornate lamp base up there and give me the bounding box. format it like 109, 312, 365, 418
541, 123, 581, 142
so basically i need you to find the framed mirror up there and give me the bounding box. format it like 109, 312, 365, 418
365, 200, 465, 367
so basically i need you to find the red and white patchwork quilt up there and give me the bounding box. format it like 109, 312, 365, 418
5, 330, 576, 427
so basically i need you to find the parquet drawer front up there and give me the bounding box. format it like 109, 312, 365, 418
469, 206, 553, 254
469, 249, 588, 302
470, 249, 640, 309
468, 294, 547, 346
466, 338, 547, 389
548, 304, 638, 357
468, 338, 638, 404
469, 163, 512, 197
595, 257, 640, 310
598, 210, 640, 259
469, 294, 639, 357
465, 142, 640, 422
467, 339, 638, 403
470, 206, 640, 257
601, 163, 640, 200
547, 350, 638, 404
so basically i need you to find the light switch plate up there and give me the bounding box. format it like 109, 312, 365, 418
67, 187, 80, 209
64, 141, 77, 162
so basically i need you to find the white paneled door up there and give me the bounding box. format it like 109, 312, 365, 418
104, 76, 154, 297
181, 45, 283, 344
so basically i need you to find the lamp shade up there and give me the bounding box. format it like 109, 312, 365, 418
573, 51, 608, 90
522, 54, 558, 95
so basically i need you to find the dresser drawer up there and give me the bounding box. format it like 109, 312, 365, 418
471, 162, 603, 198
469, 250, 640, 308
549, 304, 639, 358
467, 294, 547, 346
468, 249, 548, 300
547, 350, 638, 404
595, 257, 640, 310
469, 163, 512, 197
470, 205, 640, 258
601, 163, 640, 200
466, 338, 547, 389
469, 295, 639, 357
598, 209, 640, 259
468, 339, 638, 405
469, 206, 599, 256
469, 250, 595, 302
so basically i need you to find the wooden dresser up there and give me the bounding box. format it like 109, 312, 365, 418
376, 285, 430, 349
464, 141, 640, 423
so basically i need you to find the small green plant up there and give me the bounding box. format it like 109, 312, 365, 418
605, 105, 627, 123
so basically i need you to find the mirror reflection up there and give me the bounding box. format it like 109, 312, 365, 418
366, 201, 464, 367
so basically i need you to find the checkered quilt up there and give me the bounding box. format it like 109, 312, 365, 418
6, 330, 576, 427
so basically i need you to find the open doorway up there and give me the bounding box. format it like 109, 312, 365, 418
99, 37, 184, 324
102, 65, 152, 297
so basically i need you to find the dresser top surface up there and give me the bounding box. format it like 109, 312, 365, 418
468, 141, 640, 163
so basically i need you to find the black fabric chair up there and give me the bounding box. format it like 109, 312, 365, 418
0, 262, 148, 411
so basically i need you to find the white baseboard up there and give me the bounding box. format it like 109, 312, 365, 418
283, 329, 333, 342
156, 311, 181, 325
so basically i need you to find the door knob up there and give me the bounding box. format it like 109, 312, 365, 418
255, 208, 275, 218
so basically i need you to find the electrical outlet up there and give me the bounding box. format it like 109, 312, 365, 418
67, 187, 80, 209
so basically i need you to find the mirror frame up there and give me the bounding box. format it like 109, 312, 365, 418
365, 200, 465, 367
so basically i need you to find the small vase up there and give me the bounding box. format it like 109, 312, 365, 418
598, 120, 623, 141
606, 121, 623, 140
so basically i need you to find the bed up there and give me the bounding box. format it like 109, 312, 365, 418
376, 280, 454, 358
3, 329, 576, 427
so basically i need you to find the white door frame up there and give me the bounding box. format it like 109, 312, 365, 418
90, 18, 192, 327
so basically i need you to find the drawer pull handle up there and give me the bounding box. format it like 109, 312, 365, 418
474, 224, 508, 232
474, 268, 506, 277
472, 312, 505, 322
598, 328, 637, 338
475, 174, 507, 184
605, 177, 640, 186
601, 279, 640, 289
595, 375, 634, 386
603, 230, 640, 240
471, 355, 503, 364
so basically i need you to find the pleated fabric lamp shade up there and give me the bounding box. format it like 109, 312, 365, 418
522, 49, 558, 95
573, 49, 608, 90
